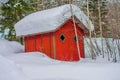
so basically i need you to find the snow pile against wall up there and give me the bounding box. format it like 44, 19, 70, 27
0, 40, 24, 56
0, 55, 29, 80
14, 4, 94, 36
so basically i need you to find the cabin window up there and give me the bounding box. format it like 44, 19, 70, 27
74, 35, 79, 42
60, 34, 65, 42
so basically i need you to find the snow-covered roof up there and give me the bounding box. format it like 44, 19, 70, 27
14, 4, 94, 37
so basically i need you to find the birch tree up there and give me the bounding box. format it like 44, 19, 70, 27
98, 0, 104, 58
87, 0, 95, 59
107, 0, 120, 62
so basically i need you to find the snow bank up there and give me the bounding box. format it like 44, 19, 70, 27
14, 4, 94, 36
0, 40, 24, 56
23, 63, 120, 80
0, 39, 120, 80
7, 52, 120, 80
0, 55, 29, 80
6, 52, 57, 65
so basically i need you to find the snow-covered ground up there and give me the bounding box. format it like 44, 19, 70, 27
0, 39, 120, 80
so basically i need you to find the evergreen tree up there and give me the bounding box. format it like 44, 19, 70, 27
0, 0, 35, 41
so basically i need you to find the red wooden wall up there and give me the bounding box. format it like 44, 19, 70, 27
55, 19, 84, 61
24, 19, 85, 61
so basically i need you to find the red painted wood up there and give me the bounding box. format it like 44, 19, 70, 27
24, 37, 28, 52
24, 19, 85, 61
41, 33, 51, 57
50, 32, 54, 58
55, 19, 80, 61
25, 36, 35, 52
77, 26, 85, 58
35, 34, 41, 52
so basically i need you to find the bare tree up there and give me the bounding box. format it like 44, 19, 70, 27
87, 0, 95, 59
98, 0, 104, 58
107, 0, 120, 62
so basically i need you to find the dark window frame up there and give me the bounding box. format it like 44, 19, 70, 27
59, 33, 66, 42
73, 35, 80, 42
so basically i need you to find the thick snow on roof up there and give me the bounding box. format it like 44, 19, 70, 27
14, 4, 94, 36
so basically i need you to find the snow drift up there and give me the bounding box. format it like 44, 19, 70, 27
0, 39, 120, 80
0, 55, 29, 80
0, 40, 24, 56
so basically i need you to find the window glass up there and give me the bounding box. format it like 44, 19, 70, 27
60, 34, 65, 42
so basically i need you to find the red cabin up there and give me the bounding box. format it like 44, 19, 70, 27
14, 4, 94, 61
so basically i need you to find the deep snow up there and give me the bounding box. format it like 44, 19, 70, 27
0, 55, 29, 80
0, 39, 120, 80
0, 40, 24, 56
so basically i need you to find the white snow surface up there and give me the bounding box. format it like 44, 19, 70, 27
14, 4, 94, 36
0, 55, 29, 80
0, 39, 120, 80
0, 40, 24, 56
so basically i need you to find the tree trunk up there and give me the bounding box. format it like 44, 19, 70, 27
98, 0, 104, 58
87, 0, 95, 59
